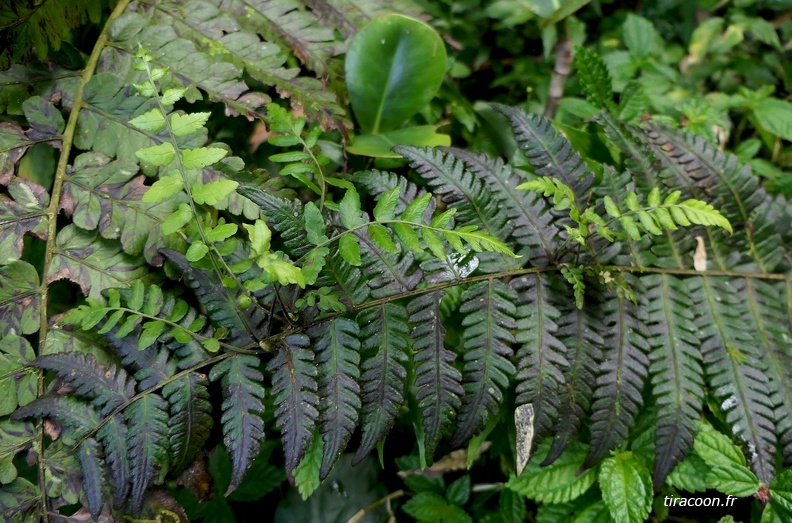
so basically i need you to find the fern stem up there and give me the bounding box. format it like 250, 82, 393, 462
347, 490, 405, 523
35, 1, 133, 518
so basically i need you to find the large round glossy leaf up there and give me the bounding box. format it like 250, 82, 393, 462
345, 14, 447, 134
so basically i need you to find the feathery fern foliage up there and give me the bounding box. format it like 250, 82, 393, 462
1, 4, 791, 521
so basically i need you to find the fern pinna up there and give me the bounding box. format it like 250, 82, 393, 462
1, 1, 791, 521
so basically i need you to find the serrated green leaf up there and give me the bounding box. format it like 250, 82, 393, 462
422, 228, 446, 260
506, 441, 596, 503
129, 109, 165, 132
340, 188, 365, 229
600, 452, 652, 523
186, 241, 209, 262
304, 202, 327, 245
294, 436, 322, 500
136, 143, 176, 166
706, 463, 760, 497
401, 193, 432, 223
162, 203, 193, 235
138, 321, 165, 351
206, 223, 238, 243
182, 147, 228, 169
161, 88, 187, 105
339, 234, 362, 266
142, 173, 183, 203
373, 186, 400, 222
244, 220, 271, 255
367, 223, 398, 252
191, 179, 239, 206
170, 112, 210, 137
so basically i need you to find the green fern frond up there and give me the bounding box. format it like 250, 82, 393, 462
395, 145, 520, 272
451, 280, 517, 446
163, 373, 213, 474
585, 285, 649, 467
77, 437, 105, 518
492, 104, 594, 201
644, 274, 705, 489
209, 353, 267, 493
446, 147, 559, 265
125, 394, 169, 512
573, 46, 616, 113
268, 334, 318, 483
312, 317, 361, 479
354, 303, 410, 464
512, 273, 568, 439
0, 0, 103, 69
407, 291, 463, 464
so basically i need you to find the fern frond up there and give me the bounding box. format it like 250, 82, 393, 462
268, 334, 319, 483
237, 186, 312, 259
395, 145, 519, 272
644, 274, 704, 488
162, 249, 268, 346
98, 414, 131, 506
150, 0, 346, 128
209, 354, 267, 493
0, 176, 50, 263
451, 280, 517, 446
698, 276, 777, 483
313, 317, 361, 479
407, 291, 463, 464
163, 374, 213, 474
316, 250, 370, 306
356, 229, 423, 299
745, 278, 792, 467
32, 353, 136, 416
643, 124, 786, 273
573, 46, 616, 113
446, 147, 559, 266
492, 104, 594, 201
0, 0, 102, 69
47, 225, 148, 300
124, 394, 169, 512
354, 303, 410, 464
585, 287, 650, 467
352, 169, 429, 216
0, 260, 41, 337
511, 273, 568, 439
12, 396, 100, 437
61, 152, 186, 265
77, 437, 105, 518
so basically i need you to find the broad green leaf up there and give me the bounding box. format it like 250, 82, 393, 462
136, 143, 176, 166
129, 108, 165, 132
666, 454, 709, 492
185, 241, 209, 262
599, 452, 652, 523
770, 470, 792, 516
170, 112, 210, 137
270, 151, 312, 162
339, 234, 362, 266
244, 220, 272, 255
402, 193, 432, 223
339, 188, 365, 229
303, 202, 327, 245
191, 179, 239, 206
142, 172, 183, 203
347, 126, 451, 158
206, 223, 238, 243
373, 187, 400, 221
706, 463, 760, 497
507, 441, 596, 503
181, 147, 228, 169
138, 320, 165, 351
161, 88, 187, 105
693, 422, 747, 468
622, 14, 660, 59
128, 280, 145, 310
258, 255, 306, 288
368, 224, 398, 252
345, 15, 447, 134
752, 98, 792, 142
161, 203, 193, 235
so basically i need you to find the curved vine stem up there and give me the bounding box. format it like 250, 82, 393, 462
35, 0, 134, 518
